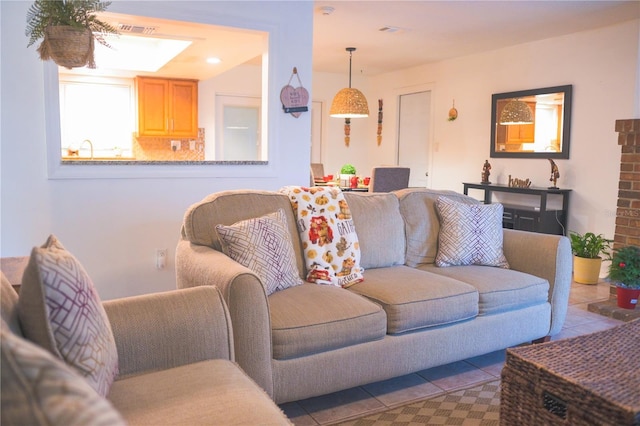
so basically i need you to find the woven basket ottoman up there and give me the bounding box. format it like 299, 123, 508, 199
500, 319, 640, 425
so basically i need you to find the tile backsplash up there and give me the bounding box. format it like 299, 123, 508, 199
133, 128, 205, 161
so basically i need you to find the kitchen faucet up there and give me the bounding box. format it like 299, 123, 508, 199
80, 139, 94, 159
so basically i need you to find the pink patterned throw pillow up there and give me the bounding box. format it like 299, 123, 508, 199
435, 197, 509, 268
216, 209, 304, 296
18, 235, 119, 397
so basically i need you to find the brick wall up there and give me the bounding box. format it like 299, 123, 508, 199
614, 119, 640, 248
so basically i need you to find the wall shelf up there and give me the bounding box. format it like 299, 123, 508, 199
462, 182, 571, 235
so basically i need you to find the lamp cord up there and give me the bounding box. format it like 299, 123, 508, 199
348, 50, 353, 88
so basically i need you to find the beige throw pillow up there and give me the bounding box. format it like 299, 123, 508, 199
435, 197, 509, 268
216, 208, 304, 295
1, 329, 126, 426
18, 235, 119, 397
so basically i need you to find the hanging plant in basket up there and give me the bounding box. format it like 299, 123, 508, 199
25, 0, 118, 69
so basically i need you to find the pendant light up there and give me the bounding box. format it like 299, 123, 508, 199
499, 99, 533, 125
330, 47, 369, 118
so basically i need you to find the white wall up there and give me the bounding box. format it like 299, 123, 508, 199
1, 1, 314, 300
2, 0, 638, 300
314, 19, 640, 243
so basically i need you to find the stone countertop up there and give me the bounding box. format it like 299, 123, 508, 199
61, 160, 268, 165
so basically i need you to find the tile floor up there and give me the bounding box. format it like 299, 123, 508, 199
279, 280, 625, 425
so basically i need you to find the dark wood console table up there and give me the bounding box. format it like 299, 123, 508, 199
462, 182, 571, 235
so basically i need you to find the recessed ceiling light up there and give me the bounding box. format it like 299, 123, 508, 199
206, 57, 222, 64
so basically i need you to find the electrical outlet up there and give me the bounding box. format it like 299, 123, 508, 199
156, 248, 167, 269
171, 140, 180, 151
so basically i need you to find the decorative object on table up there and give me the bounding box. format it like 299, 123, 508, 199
448, 99, 458, 121
339, 164, 356, 187
25, 0, 118, 69
508, 175, 531, 188
569, 231, 612, 285
481, 160, 491, 184
280, 67, 309, 118
329, 47, 369, 119
548, 158, 560, 189
377, 99, 383, 145
607, 245, 640, 309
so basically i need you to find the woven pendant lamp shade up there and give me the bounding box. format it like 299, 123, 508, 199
330, 47, 369, 118
330, 88, 369, 118
499, 99, 534, 124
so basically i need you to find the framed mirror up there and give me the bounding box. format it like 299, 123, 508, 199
490, 85, 572, 159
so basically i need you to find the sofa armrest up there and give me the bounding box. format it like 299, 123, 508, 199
103, 286, 233, 379
175, 239, 274, 398
503, 229, 572, 336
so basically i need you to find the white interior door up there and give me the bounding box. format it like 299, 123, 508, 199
215, 95, 261, 161
397, 90, 431, 188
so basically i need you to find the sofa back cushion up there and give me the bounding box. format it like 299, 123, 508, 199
395, 188, 479, 267
343, 192, 405, 269
182, 190, 305, 278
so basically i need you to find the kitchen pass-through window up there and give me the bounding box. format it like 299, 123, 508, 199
59, 76, 135, 158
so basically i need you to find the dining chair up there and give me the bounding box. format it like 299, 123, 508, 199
310, 163, 325, 185
368, 166, 411, 192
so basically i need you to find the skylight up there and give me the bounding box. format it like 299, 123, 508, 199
92, 34, 192, 72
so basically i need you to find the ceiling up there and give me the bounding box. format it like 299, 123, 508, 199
72, 1, 639, 80
313, 0, 640, 76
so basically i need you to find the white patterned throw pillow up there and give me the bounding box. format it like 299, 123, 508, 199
216, 208, 304, 296
17, 235, 119, 397
1, 330, 126, 426
280, 186, 364, 288
435, 197, 509, 268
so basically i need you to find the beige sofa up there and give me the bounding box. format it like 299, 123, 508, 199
176, 188, 572, 404
1, 273, 291, 425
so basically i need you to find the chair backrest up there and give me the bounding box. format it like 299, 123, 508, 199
369, 167, 411, 192
310, 163, 325, 185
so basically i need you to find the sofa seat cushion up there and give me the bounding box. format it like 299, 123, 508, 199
347, 266, 479, 334
109, 359, 291, 425
420, 264, 550, 315
269, 284, 387, 360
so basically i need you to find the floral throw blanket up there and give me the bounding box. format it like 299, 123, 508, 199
280, 186, 364, 288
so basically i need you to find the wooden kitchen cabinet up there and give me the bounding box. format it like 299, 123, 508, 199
136, 77, 198, 137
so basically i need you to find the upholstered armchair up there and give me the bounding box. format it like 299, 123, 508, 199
1, 237, 291, 426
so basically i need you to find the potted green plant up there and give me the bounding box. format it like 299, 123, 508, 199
25, 0, 118, 69
339, 164, 357, 187
608, 245, 640, 309
569, 231, 612, 284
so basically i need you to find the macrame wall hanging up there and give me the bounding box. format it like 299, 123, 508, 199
280, 67, 309, 118
344, 118, 351, 146
377, 99, 383, 145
